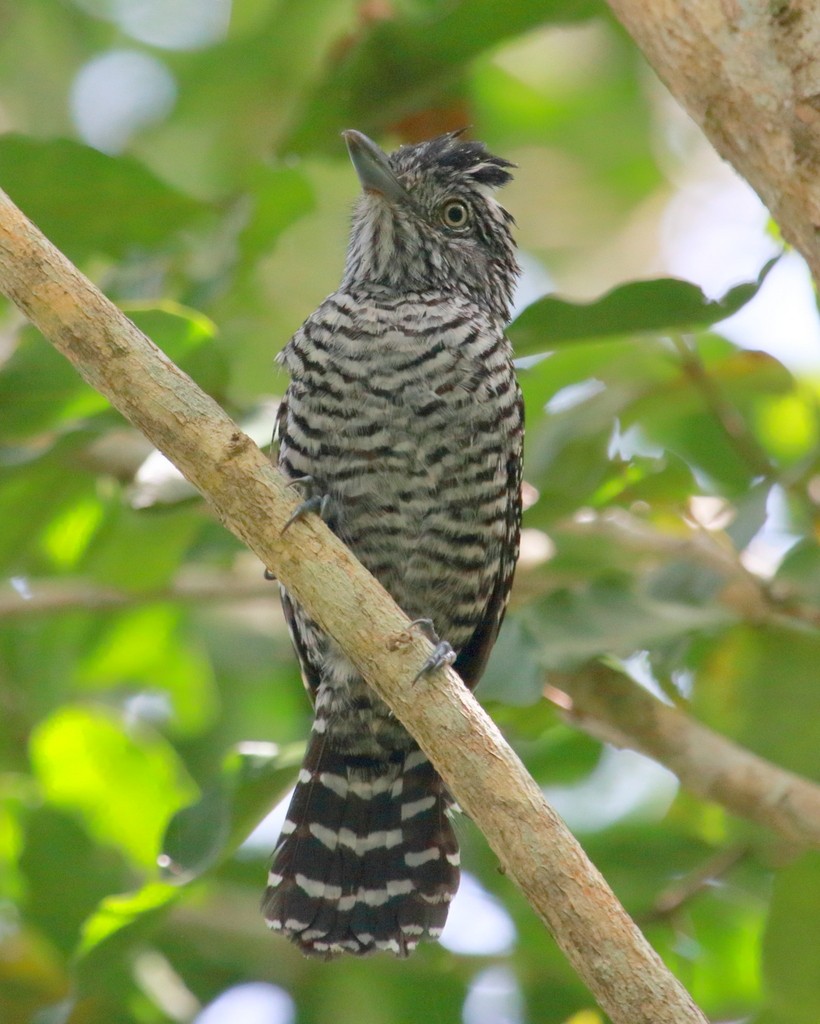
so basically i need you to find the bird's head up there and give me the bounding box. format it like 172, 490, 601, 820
341, 129, 519, 321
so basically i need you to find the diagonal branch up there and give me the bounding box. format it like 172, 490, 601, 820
605, 0, 820, 288
671, 334, 774, 481
549, 663, 820, 849
0, 187, 707, 1023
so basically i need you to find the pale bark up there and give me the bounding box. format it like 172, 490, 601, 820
550, 664, 820, 849
0, 185, 708, 1023
606, 0, 820, 285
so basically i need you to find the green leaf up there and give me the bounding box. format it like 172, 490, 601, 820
77, 605, 219, 734
160, 741, 303, 883
75, 883, 179, 964
19, 807, 130, 958
0, 790, 23, 901
775, 540, 820, 606
520, 333, 789, 500
71, 883, 182, 1003
0, 136, 207, 261
237, 165, 315, 266
488, 715, 603, 787
479, 614, 544, 704
0, 303, 223, 445
29, 706, 196, 869
0, 327, 110, 441
154, 0, 355, 185
754, 390, 820, 465
126, 303, 228, 398
83, 503, 204, 592
761, 853, 820, 1024
474, 29, 662, 208
524, 577, 733, 670
0, 434, 100, 574
683, 885, 764, 1015
695, 624, 820, 782
287, 0, 599, 151
522, 379, 634, 522
509, 258, 780, 355
585, 824, 713, 914
725, 481, 772, 549
0, 923, 72, 1024
646, 560, 725, 607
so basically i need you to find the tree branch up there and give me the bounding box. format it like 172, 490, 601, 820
0, 189, 707, 1022
0, 569, 277, 619
605, 0, 820, 286
671, 334, 774, 481
641, 843, 750, 923
12, 559, 820, 855
549, 663, 820, 849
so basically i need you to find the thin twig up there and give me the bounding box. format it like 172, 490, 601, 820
0, 570, 278, 619
671, 333, 774, 480
642, 844, 749, 923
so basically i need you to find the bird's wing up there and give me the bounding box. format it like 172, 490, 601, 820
454, 391, 524, 691
280, 588, 323, 703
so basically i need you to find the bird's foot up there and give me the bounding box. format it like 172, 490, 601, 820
409, 618, 457, 683
282, 476, 331, 534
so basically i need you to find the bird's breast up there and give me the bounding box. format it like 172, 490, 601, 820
279, 292, 520, 645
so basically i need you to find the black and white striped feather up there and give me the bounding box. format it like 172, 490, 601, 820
262, 130, 523, 958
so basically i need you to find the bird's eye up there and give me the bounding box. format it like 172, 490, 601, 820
439, 199, 471, 230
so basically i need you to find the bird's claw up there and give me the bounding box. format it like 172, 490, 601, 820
408, 618, 437, 643
281, 476, 331, 534
412, 641, 457, 683
286, 475, 314, 490
408, 619, 456, 683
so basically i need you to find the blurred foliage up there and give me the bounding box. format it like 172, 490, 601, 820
0, 1, 819, 1023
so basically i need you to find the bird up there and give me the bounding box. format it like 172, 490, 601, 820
262, 128, 524, 958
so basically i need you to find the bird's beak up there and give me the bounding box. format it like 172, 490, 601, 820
342, 130, 408, 203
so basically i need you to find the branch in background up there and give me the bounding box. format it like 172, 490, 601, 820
642, 844, 749, 923
671, 334, 774, 481
0, 569, 278, 619
548, 663, 820, 849
0, 189, 708, 1022
8, 554, 820, 854
605, 0, 820, 287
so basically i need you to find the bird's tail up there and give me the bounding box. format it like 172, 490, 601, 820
262, 732, 459, 957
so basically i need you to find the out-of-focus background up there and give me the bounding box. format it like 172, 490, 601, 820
1, 2, 819, 1023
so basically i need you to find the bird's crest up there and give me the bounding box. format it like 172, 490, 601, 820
390, 130, 515, 190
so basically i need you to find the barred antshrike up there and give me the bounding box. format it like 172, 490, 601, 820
263, 129, 524, 957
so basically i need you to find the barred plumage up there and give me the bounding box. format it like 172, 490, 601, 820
263, 129, 523, 957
